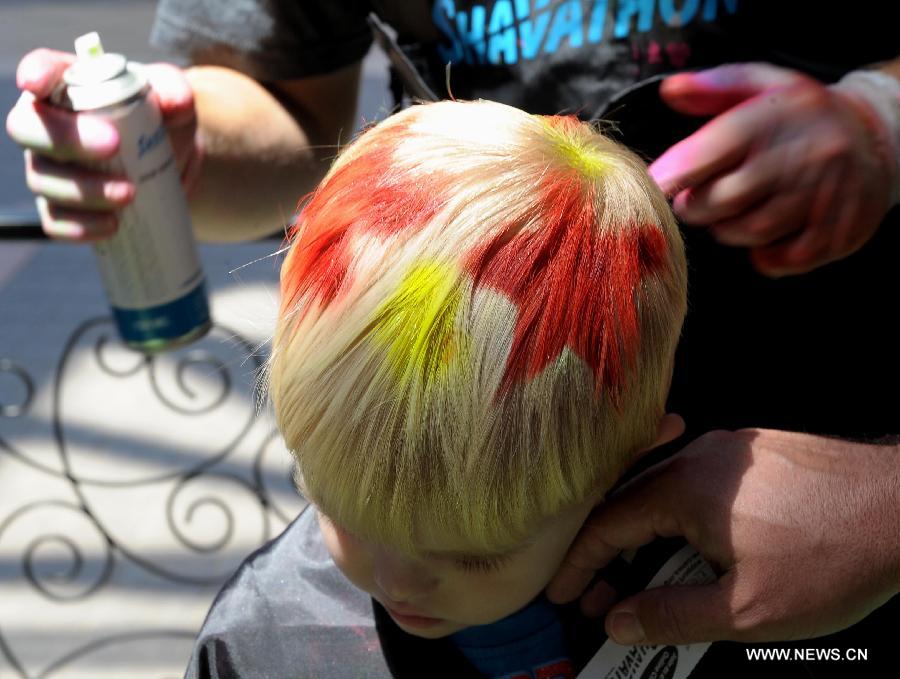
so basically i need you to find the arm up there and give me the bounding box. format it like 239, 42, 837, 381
183, 62, 362, 241
546, 430, 900, 645
6, 50, 362, 242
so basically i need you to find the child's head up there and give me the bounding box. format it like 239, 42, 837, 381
269, 99, 686, 637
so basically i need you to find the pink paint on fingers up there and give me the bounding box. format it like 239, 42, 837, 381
145, 63, 195, 126
649, 147, 696, 196
16, 48, 76, 99
659, 63, 809, 117
650, 99, 768, 197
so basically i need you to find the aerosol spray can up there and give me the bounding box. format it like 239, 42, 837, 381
54, 32, 211, 353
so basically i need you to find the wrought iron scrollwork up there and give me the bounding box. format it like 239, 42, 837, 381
0, 317, 305, 678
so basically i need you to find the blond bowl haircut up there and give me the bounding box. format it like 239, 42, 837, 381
268, 99, 687, 558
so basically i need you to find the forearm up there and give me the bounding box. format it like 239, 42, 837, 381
185, 66, 349, 242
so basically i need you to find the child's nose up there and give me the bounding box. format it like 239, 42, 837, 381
372, 550, 438, 602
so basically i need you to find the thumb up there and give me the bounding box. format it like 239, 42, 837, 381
605, 579, 736, 646
660, 62, 809, 116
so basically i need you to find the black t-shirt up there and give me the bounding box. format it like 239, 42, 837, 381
151, 1, 898, 116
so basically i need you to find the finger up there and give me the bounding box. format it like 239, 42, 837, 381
606, 579, 736, 645
7, 94, 118, 160
672, 152, 783, 225
26, 151, 134, 209
648, 97, 780, 196
16, 48, 76, 99
580, 579, 618, 618
659, 63, 809, 117
707, 189, 809, 248
547, 459, 684, 605
584, 460, 685, 555
750, 227, 833, 278
749, 162, 849, 276
545, 521, 620, 604
37, 196, 118, 242
144, 63, 195, 126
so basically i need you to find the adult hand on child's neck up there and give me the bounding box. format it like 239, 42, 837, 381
545, 429, 900, 645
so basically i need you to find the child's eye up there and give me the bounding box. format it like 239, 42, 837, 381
455, 554, 511, 574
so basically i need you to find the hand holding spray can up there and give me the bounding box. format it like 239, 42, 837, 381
54, 32, 211, 353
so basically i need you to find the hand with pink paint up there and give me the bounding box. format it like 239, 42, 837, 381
5, 48, 200, 241
648, 63, 898, 277
546, 429, 900, 645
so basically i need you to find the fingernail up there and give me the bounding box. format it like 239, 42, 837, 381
105, 181, 134, 204
648, 165, 678, 195
648, 165, 671, 189
610, 612, 645, 644
77, 116, 118, 152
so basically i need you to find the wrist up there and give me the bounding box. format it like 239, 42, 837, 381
868, 442, 900, 594
888, 445, 900, 592
830, 70, 900, 207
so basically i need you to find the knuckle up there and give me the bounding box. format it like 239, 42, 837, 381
786, 80, 829, 110
652, 595, 692, 644
795, 238, 828, 265
661, 450, 692, 480
730, 591, 775, 639
746, 215, 779, 240
147, 61, 183, 81
697, 429, 733, 449
815, 135, 851, 164
26, 47, 53, 63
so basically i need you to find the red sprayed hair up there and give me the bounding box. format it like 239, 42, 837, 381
466, 166, 667, 401
280, 121, 451, 315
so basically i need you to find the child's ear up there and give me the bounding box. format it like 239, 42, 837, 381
653, 412, 685, 449
587, 414, 687, 505
626, 412, 686, 467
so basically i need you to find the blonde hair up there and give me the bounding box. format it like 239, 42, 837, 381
269, 99, 686, 557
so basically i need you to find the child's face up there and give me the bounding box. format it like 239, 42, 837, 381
316, 495, 599, 639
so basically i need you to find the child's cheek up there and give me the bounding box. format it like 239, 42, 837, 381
451, 565, 552, 624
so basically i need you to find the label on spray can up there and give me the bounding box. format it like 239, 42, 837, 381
58, 32, 210, 352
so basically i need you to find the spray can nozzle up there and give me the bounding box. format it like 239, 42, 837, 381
74, 32, 105, 59
62, 31, 131, 96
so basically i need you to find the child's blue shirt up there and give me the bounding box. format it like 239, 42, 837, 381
449, 594, 575, 679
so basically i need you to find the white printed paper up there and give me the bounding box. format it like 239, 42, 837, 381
576, 545, 715, 679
